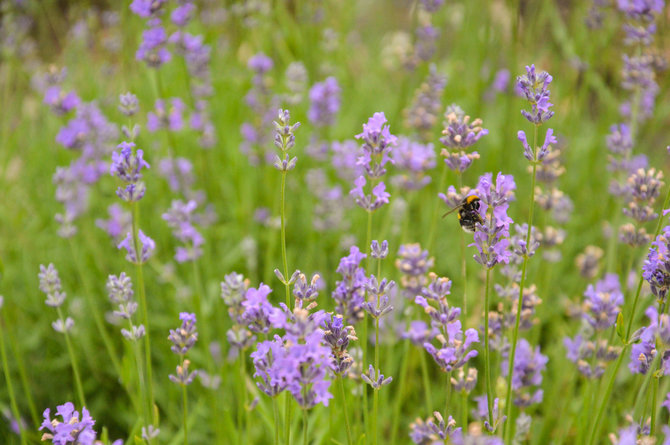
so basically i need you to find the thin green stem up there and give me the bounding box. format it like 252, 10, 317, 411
587, 348, 627, 445
419, 348, 433, 413
373, 318, 380, 445
390, 339, 410, 445
339, 377, 353, 445
280, 171, 290, 306
57, 307, 86, 407
303, 408, 308, 445
284, 393, 292, 445
483, 268, 493, 427
131, 201, 155, 428
273, 397, 281, 445
504, 124, 539, 442
651, 375, 659, 434
182, 382, 189, 445
0, 311, 26, 445
427, 163, 448, 252
444, 373, 452, 445
238, 354, 248, 443
461, 390, 468, 431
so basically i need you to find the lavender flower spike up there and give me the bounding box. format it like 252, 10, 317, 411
516, 64, 554, 125
168, 312, 198, 355
40, 402, 96, 445
361, 364, 393, 389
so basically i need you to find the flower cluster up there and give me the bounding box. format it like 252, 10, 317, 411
501, 339, 548, 407
516, 64, 554, 125
107, 272, 145, 341
147, 98, 185, 133
168, 313, 198, 385
38, 264, 73, 333
322, 314, 357, 376
439, 105, 486, 173
332, 246, 368, 324
620, 168, 664, 247
308, 77, 341, 128
403, 65, 447, 141
395, 243, 434, 299
350, 112, 397, 211
220, 273, 255, 357
564, 275, 624, 378
110, 141, 150, 202
162, 199, 204, 263
415, 274, 479, 372
470, 172, 516, 269
629, 305, 670, 375
643, 225, 670, 303
391, 137, 436, 190
272, 108, 300, 171
40, 402, 97, 445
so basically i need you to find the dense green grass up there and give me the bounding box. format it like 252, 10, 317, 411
1, 0, 669, 444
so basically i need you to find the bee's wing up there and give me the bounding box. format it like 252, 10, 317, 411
442, 206, 460, 218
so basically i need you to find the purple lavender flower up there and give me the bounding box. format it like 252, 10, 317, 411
110, 141, 150, 202
361, 364, 393, 389
402, 320, 435, 346
248, 52, 273, 74
396, 243, 435, 299
162, 200, 204, 263
404, 66, 447, 139
440, 105, 488, 149
516, 65, 554, 124
39, 263, 66, 308
308, 77, 341, 128
350, 177, 390, 211
44, 86, 80, 115
251, 335, 288, 397
643, 225, 670, 301
355, 112, 397, 179
117, 230, 156, 264
272, 109, 300, 171
171, 2, 195, 26
130, 0, 167, 18
391, 137, 436, 190
517, 127, 557, 162
322, 314, 357, 376
362, 276, 395, 319
371, 240, 389, 259
470, 172, 516, 269
241, 284, 274, 334
501, 339, 547, 406
168, 312, 198, 355
583, 274, 624, 330
422, 319, 479, 372
563, 334, 620, 379
40, 402, 96, 445
118, 92, 139, 117
332, 246, 368, 324
136, 22, 171, 67
617, 0, 664, 21
147, 98, 185, 132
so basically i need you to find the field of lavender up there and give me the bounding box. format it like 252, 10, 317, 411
1, 0, 670, 444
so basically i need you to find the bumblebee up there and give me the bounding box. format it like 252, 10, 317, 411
442, 195, 484, 233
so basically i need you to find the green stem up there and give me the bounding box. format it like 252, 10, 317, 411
461, 390, 468, 431
651, 375, 659, 435
426, 163, 448, 252
303, 408, 308, 445
373, 386, 379, 445
182, 382, 189, 445
131, 202, 155, 428
504, 124, 539, 442
444, 373, 452, 445
390, 340, 410, 445
587, 348, 627, 445
57, 307, 86, 407
339, 377, 353, 445
238, 353, 248, 443
285, 393, 292, 445
280, 170, 290, 306
273, 397, 281, 445
0, 310, 26, 445
483, 268, 493, 427
419, 348, 433, 413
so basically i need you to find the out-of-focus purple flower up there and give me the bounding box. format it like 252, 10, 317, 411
451, 367, 478, 393
617, 0, 664, 21
40, 402, 96, 445
162, 200, 204, 263
39, 263, 66, 308
473, 396, 507, 432
168, 312, 198, 355
396, 243, 434, 299
44, 86, 79, 115
308, 77, 341, 128
130, 0, 167, 18
415, 24, 439, 62
501, 339, 547, 407
403, 320, 435, 347
332, 246, 367, 324
248, 52, 273, 74
322, 313, 357, 376
391, 137, 436, 190
409, 412, 459, 444
350, 176, 390, 211
404, 65, 447, 139
331, 139, 363, 181
117, 230, 156, 264
169, 358, 197, 385
147, 98, 185, 132
563, 334, 620, 379
171, 2, 195, 26
136, 23, 171, 68
371, 240, 389, 259
516, 65, 554, 124
663, 392, 670, 412
643, 225, 670, 301
470, 172, 516, 269
119, 92, 139, 117
583, 274, 624, 330
492, 69, 510, 93
629, 305, 670, 375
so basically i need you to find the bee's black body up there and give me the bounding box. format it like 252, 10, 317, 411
443, 195, 484, 233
